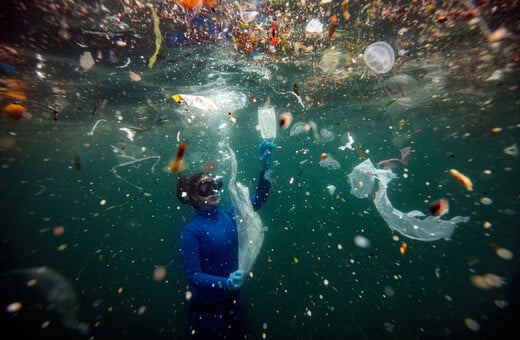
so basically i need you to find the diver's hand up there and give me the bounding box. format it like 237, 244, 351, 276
226, 270, 244, 291
259, 140, 276, 171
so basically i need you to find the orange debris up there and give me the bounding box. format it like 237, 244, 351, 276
4, 103, 26, 119
449, 169, 473, 191
400, 242, 408, 255
3, 90, 27, 100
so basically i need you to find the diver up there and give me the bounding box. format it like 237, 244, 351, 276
176, 140, 276, 339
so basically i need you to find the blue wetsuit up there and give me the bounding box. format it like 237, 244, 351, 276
179, 170, 271, 339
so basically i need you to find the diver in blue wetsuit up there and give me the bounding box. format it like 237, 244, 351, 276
176, 140, 276, 339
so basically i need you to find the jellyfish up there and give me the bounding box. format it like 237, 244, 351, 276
319, 128, 335, 143
384, 73, 417, 97
3, 266, 90, 335
289, 121, 307, 136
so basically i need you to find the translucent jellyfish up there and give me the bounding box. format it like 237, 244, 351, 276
289, 121, 307, 136
319, 128, 335, 143
319, 155, 340, 170
319, 48, 342, 73
5, 266, 90, 335
384, 73, 417, 96
363, 41, 394, 74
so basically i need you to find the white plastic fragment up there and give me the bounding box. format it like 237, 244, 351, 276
347, 159, 470, 241
305, 19, 323, 34
339, 132, 355, 150
178, 94, 218, 112
504, 143, 518, 156
79, 51, 95, 71
119, 127, 136, 141
485, 69, 504, 82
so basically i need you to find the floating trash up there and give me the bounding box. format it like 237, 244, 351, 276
279, 112, 293, 130
348, 159, 470, 241
172, 94, 218, 112
305, 18, 323, 34
429, 198, 449, 217
128, 71, 142, 81
449, 169, 473, 192
504, 143, 518, 156
319, 155, 340, 170
79, 51, 95, 71
326, 184, 336, 195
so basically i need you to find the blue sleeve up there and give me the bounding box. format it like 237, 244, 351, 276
179, 228, 231, 292
251, 170, 271, 211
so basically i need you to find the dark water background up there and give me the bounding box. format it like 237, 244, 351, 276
1, 1, 519, 339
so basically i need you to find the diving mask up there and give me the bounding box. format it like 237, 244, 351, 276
195, 177, 223, 197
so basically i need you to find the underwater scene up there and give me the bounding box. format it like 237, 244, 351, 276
1, 0, 519, 339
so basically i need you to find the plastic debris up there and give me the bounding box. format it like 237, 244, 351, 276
305, 19, 323, 34
449, 169, 473, 192
79, 51, 95, 71
339, 132, 355, 151
377, 146, 411, 169
119, 127, 136, 141
319, 155, 340, 170
129, 71, 141, 81
504, 143, 518, 156
147, 4, 162, 69
258, 106, 277, 139
326, 184, 336, 195
348, 159, 470, 241
172, 94, 218, 112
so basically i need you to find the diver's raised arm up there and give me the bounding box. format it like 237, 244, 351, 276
251, 140, 276, 210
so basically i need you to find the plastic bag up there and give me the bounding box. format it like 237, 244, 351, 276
348, 159, 469, 241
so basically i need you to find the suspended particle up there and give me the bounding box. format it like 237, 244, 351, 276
464, 318, 480, 332
495, 247, 514, 260
6, 302, 22, 313
153, 266, 167, 281
480, 197, 493, 205
353, 235, 371, 248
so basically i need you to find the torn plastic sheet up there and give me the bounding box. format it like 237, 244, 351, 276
223, 142, 264, 273
348, 159, 469, 241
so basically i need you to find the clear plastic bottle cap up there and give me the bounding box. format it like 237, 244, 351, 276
363, 41, 395, 74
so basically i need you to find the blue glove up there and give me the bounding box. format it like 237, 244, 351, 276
259, 140, 276, 171
226, 270, 244, 291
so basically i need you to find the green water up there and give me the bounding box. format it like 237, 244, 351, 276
1, 1, 519, 339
